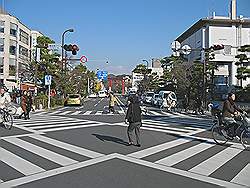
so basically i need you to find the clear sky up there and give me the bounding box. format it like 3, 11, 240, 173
4, 0, 250, 74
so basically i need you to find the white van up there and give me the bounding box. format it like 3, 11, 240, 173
158, 91, 177, 110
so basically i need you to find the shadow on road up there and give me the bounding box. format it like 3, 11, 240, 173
92, 134, 128, 146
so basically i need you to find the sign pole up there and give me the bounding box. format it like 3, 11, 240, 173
48, 84, 51, 109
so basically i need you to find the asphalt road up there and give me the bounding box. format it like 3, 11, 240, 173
0, 96, 249, 188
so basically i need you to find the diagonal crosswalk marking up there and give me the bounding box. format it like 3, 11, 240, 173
149, 110, 163, 116
4, 137, 78, 166
142, 124, 190, 134
71, 111, 82, 115
189, 146, 242, 176
95, 111, 103, 115
49, 111, 61, 115
0, 147, 45, 175
15, 119, 84, 127
83, 111, 92, 115
57, 111, 71, 115
28, 122, 94, 130
231, 164, 250, 187
142, 120, 203, 131
155, 142, 214, 166
29, 135, 104, 158
127, 138, 192, 158
40, 123, 103, 132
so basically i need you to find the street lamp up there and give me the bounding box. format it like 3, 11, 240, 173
61, 29, 74, 72
142, 59, 149, 69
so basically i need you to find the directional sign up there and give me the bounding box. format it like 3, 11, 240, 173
80, 56, 88, 63
45, 75, 52, 85
97, 71, 108, 80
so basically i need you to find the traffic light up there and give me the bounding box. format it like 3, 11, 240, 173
212, 44, 224, 51
72, 44, 79, 55
63, 44, 73, 51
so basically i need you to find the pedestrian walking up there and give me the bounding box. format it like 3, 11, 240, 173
125, 94, 142, 147
19, 90, 28, 120
108, 91, 117, 113
26, 91, 33, 119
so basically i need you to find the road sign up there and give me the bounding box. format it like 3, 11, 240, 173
171, 41, 181, 51
96, 71, 108, 80
181, 45, 192, 55
45, 75, 52, 85
80, 56, 88, 63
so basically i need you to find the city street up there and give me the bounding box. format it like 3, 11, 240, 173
0, 97, 249, 188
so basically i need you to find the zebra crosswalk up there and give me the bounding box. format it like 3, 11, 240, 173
127, 137, 250, 187
13, 115, 105, 133
0, 133, 104, 183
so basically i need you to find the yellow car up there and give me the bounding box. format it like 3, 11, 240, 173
64, 94, 82, 106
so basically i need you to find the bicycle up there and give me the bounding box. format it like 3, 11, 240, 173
0, 107, 14, 130
211, 109, 250, 150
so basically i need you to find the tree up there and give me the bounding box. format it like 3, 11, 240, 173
235, 45, 250, 86
132, 64, 152, 92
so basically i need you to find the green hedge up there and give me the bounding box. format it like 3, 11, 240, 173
34, 94, 64, 109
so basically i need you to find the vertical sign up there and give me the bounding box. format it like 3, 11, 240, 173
45, 75, 52, 109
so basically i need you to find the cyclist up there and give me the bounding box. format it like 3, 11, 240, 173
0, 85, 11, 123
222, 93, 243, 138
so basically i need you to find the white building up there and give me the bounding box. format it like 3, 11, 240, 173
175, 0, 250, 89
0, 8, 42, 90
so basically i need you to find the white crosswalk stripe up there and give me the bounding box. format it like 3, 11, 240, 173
155, 142, 214, 166
83, 111, 92, 115
0, 147, 45, 175
71, 111, 82, 115
128, 138, 249, 187
0, 132, 105, 183
231, 164, 250, 187
3, 137, 78, 166
188, 146, 242, 176
29, 134, 104, 158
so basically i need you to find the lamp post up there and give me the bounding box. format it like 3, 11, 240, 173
61, 29, 74, 73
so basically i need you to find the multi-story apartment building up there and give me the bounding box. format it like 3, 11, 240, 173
175, 0, 250, 92
0, 8, 42, 91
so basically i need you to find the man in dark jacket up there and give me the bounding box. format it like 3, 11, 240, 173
222, 93, 243, 137
125, 94, 142, 147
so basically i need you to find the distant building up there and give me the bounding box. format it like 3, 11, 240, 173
0, 8, 42, 90
175, 0, 250, 90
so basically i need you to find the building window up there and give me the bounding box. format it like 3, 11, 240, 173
19, 29, 29, 45
10, 23, 18, 37
9, 39, 17, 55
19, 45, 29, 57
0, 57, 3, 74
9, 58, 16, 76
0, 38, 4, 52
0, 21, 4, 33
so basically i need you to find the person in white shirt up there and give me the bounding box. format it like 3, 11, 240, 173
0, 86, 11, 123
0, 87, 11, 109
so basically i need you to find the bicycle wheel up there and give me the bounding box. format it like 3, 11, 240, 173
3, 112, 13, 130
240, 129, 250, 150
212, 123, 228, 145
7, 105, 17, 115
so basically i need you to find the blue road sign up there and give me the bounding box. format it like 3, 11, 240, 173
97, 71, 108, 80
45, 75, 52, 85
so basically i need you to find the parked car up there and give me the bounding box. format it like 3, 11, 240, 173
151, 94, 159, 106
98, 91, 107, 98
64, 94, 82, 106
144, 92, 154, 104
158, 91, 177, 110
